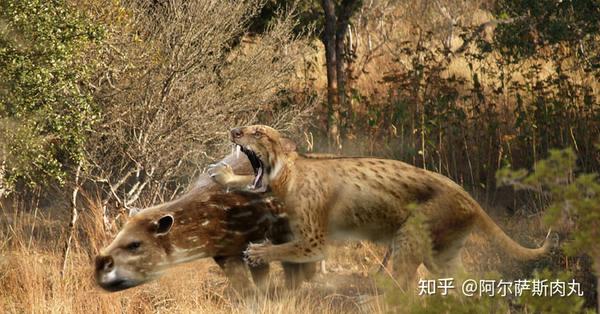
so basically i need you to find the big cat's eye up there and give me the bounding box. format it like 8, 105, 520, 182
125, 241, 141, 252
253, 131, 263, 138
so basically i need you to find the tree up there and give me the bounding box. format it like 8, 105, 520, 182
494, 0, 599, 75
321, 0, 341, 149
0, 0, 103, 191
84, 0, 311, 221
320, 0, 362, 150
251, 0, 362, 150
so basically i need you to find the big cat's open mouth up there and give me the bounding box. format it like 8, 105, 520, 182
234, 144, 264, 189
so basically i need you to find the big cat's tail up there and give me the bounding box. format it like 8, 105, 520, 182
475, 205, 556, 260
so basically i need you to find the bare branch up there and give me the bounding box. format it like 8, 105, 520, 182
61, 162, 82, 277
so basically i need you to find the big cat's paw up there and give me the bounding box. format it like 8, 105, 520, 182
208, 162, 234, 186
243, 240, 272, 266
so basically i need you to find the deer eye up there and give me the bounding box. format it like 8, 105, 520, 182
125, 241, 141, 252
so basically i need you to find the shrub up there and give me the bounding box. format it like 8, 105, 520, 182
0, 0, 103, 190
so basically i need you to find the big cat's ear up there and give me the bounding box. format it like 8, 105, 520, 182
152, 214, 174, 236
280, 137, 297, 153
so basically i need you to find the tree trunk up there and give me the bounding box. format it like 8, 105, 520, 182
335, 0, 361, 113
595, 259, 600, 314
335, 26, 346, 112
0, 158, 6, 198
321, 0, 362, 151
321, 0, 341, 151
61, 162, 82, 277
414, 30, 427, 169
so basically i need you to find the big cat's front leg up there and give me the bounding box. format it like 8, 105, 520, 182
244, 240, 326, 265
245, 210, 327, 265
208, 162, 255, 190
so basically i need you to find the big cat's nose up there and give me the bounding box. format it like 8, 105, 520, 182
231, 128, 243, 139
95, 255, 114, 273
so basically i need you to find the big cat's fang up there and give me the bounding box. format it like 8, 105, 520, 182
237, 145, 264, 189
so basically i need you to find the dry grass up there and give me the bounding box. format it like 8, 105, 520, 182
0, 244, 387, 313
0, 197, 388, 314
0, 196, 553, 314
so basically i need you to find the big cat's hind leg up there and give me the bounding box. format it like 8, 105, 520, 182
281, 262, 316, 289
390, 227, 426, 291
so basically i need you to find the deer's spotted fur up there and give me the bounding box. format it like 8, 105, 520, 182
95, 153, 315, 293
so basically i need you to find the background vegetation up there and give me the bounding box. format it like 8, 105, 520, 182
0, 0, 598, 312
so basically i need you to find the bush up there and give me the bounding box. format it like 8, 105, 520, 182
82, 0, 313, 209
498, 148, 600, 310
0, 0, 103, 189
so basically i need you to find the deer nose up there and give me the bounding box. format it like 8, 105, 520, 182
231, 127, 243, 139
95, 255, 114, 273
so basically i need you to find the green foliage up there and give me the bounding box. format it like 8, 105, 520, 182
251, 0, 363, 38
379, 265, 591, 313
532, 149, 599, 258
382, 287, 510, 314
250, 0, 322, 35
377, 207, 511, 313
410, 294, 508, 314
498, 148, 600, 310
499, 148, 600, 258
0, 0, 103, 188
343, 10, 599, 191
517, 269, 592, 314
494, 0, 599, 72
378, 272, 510, 314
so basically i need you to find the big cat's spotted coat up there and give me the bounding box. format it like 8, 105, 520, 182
209, 125, 556, 288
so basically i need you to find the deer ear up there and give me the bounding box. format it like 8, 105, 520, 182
280, 137, 297, 153
153, 214, 174, 236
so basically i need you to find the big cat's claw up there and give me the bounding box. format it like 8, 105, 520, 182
208, 162, 234, 186
243, 240, 272, 266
